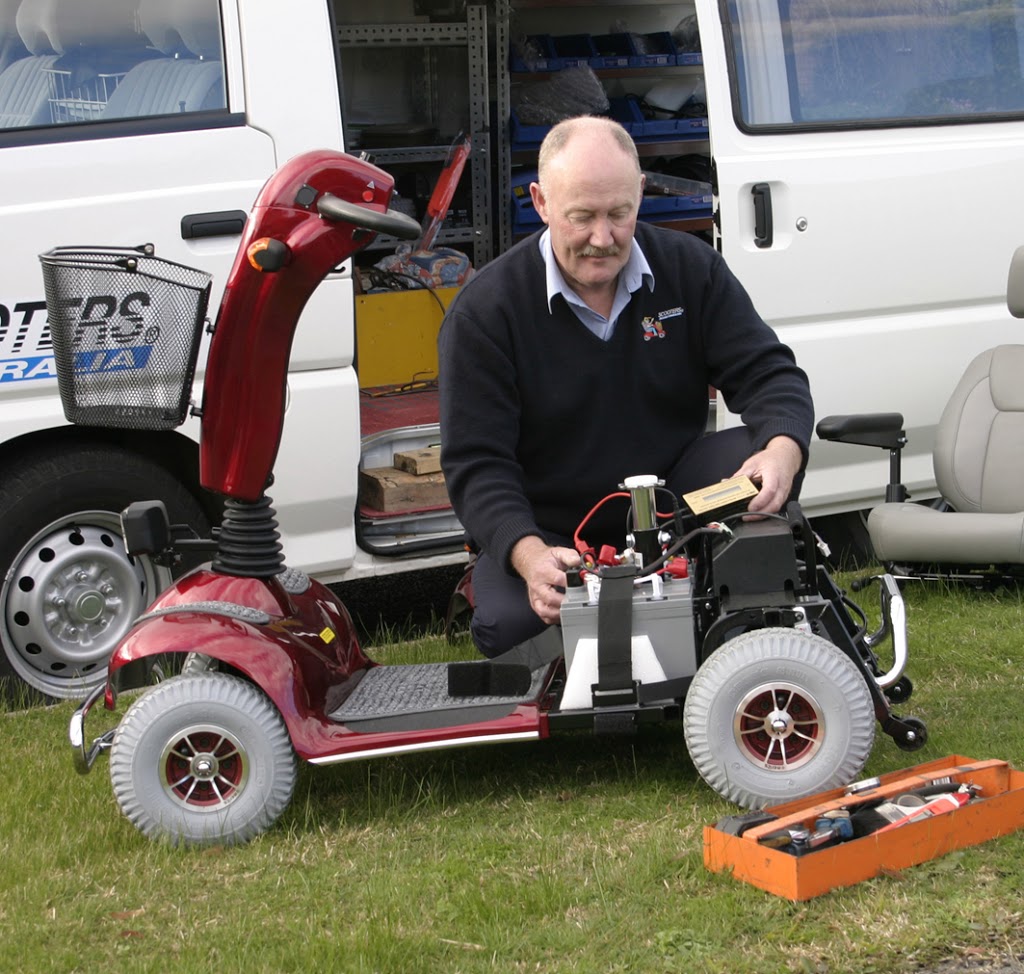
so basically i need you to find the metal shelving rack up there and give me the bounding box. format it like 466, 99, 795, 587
498, 1, 711, 243
337, 4, 494, 264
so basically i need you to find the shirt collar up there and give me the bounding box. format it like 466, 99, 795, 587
538, 228, 655, 314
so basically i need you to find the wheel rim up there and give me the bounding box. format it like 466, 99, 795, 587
733, 680, 824, 770
160, 723, 250, 810
1, 511, 169, 698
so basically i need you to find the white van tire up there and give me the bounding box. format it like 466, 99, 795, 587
0, 443, 207, 704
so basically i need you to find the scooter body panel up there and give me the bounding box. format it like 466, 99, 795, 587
200, 149, 400, 500
106, 569, 551, 764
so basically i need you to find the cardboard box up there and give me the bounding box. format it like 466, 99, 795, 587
704, 756, 1024, 901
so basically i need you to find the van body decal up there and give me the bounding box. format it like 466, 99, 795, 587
0, 355, 56, 382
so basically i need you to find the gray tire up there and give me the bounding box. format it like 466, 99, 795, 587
110, 673, 296, 846
683, 627, 875, 809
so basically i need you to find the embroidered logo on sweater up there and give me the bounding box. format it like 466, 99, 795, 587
641, 316, 666, 341
657, 306, 685, 320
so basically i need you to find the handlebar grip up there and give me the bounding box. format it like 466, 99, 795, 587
316, 193, 421, 239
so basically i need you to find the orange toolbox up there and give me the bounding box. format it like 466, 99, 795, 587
704, 755, 1024, 901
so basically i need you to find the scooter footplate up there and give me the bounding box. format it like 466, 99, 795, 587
329, 662, 547, 726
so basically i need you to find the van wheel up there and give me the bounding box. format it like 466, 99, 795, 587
0, 443, 207, 705
110, 673, 296, 846
683, 627, 875, 809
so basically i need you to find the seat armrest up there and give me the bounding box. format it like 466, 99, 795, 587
816, 413, 906, 450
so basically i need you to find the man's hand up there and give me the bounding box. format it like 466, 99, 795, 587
510, 535, 581, 625
733, 435, 804, 514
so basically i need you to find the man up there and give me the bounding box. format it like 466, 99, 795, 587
439, 116, 813, 657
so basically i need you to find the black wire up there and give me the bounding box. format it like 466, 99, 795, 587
842, 594, 868, 642
636, 525, 728, 578
365, 268, 448, 316
719, 510, 791, 527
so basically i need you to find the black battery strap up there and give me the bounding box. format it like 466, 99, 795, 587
594, 565, 638, 705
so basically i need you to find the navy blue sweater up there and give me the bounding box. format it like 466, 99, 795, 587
438, 223, 813, 569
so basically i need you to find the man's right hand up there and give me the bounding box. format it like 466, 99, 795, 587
510, 535, 581, 626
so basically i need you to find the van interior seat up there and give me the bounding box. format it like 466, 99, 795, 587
0, 0, 147, 128
0, 0, 28, 76
102, 0, 224, 119
0, 0, 60, 128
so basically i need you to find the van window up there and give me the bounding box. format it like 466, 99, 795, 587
0, 0, 226, 131
725, 0, 1024, 128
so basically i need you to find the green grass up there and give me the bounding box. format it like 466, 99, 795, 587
3, 577, 1024, 973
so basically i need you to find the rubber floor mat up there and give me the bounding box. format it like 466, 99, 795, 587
329, 662, 547, 722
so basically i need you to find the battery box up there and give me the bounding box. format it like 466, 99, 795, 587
559, 572, 697, 682
703, 755, 1024, 900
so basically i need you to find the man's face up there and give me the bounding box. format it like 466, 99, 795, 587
530, 140, 643, 298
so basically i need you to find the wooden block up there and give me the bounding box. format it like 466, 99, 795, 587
359, 465, 449, 513
393, 446, 442, 476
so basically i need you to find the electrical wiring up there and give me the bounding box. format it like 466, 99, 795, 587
574, 491, 630, 566
364, 268, 448, 315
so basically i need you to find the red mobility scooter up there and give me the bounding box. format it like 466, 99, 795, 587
45, 150, 926, 845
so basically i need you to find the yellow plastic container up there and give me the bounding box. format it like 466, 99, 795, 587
355, 287, 458, 389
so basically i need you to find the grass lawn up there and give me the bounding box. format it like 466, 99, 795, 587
2, 575, 1024, 973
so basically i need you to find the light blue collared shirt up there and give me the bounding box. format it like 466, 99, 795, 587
538, 228, 655, 341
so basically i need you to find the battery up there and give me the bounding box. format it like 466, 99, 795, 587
559, 572, 698, 681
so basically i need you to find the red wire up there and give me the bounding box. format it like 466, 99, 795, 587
573, 491, 681, 569
573, 491, 630, 554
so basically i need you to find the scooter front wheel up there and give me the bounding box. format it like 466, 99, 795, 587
110, 673, 296, 846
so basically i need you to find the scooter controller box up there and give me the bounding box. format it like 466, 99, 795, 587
703, 756, 1024, 901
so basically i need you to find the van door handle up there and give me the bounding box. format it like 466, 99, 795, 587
180, 209, 248, 240
752, 183, 773, 249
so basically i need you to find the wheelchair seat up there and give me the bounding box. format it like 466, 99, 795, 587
868, 344, 1024, 564
817, 245, 1024, 581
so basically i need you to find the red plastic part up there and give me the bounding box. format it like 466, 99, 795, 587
106, 570, 552, 764
200, 149, 399, 500
597, 544, 619, 566
416, 133, 471, 252
665, 557, 689, 578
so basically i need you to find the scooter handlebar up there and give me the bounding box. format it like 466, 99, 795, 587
316, 193, 421, 240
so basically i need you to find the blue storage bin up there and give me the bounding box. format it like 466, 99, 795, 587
639, 193, 712, 221
607, 96, 645, 135
510, 35, 561, 72
552, 34, 597, 68
590, 33, 633, 69
509, 108, 551, 149
672, 116, 710, 139
628, 32, 677, 68
510, 170, 543, 233
676, 51, 703, 66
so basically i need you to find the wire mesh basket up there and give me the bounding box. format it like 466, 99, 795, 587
39, 245, 212, 430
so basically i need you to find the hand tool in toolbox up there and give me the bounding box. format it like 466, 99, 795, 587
717, 759, 1001, 853
705, 756, 1024, 900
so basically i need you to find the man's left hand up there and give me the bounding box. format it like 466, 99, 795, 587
733, 435, 804, 514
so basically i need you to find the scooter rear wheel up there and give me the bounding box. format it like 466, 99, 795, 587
683, 627, 875, 809
110, 673, 296, 846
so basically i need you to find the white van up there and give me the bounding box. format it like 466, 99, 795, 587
0, 0, 469, 702
1, 0, 1022, 702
